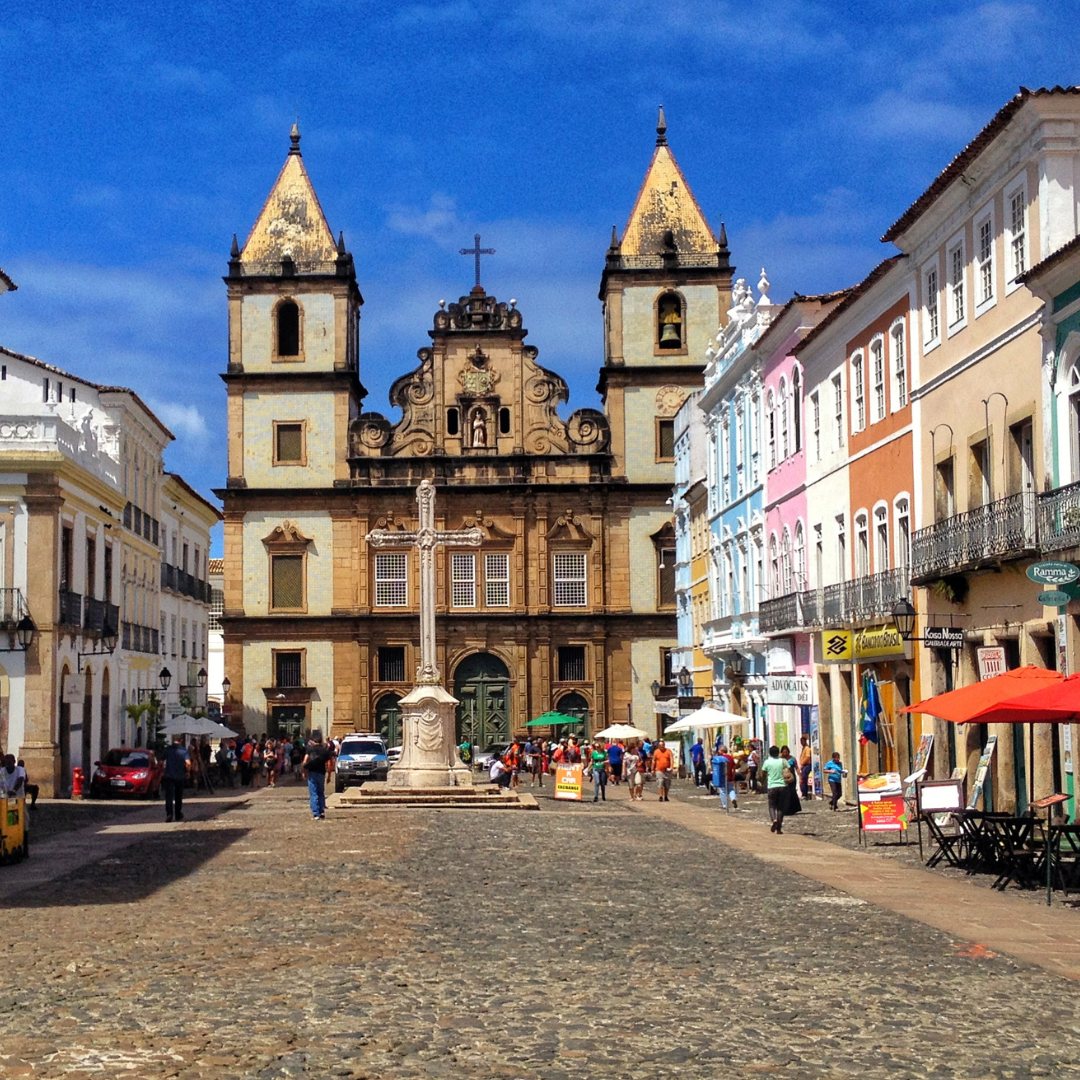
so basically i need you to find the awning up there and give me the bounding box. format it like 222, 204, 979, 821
526, 710, 584, 728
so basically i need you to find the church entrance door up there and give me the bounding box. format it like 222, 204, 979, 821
375, 694, 403, 747
454, 653, 510, 748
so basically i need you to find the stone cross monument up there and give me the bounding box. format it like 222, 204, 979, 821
366, 480, 483, 788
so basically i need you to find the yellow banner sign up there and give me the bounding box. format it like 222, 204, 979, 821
819, 625, 906, 664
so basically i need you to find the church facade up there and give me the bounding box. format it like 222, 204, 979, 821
217, 115, 732, 744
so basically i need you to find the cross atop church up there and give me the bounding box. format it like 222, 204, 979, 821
366, 481, 483, 686
459, 233, 495, 287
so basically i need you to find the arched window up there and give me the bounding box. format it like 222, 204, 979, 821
894, 496, 911, 571
851, 351, 865, 432
276, 300, 300, 357
656, 291, 684, 350
780, 529, 793, 595
793, 522, 805, 589
777, 378, 789, 461
870, 336, 886, 422
855, 511, 869, 577
791, 368, 802, 452
1069, 359, 1080, 484
766, 390, 776, 469
873, 503, 889, 571
890, 319, 907, 410
769, 534, 779, 598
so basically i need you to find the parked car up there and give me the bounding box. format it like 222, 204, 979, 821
387, 745, 403, 767
334, 735, 389, 793
89, 747, 164, 798
472, 742, 512, 773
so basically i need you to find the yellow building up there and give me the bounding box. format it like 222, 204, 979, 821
218, 116, 732, 742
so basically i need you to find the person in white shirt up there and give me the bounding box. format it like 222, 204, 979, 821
1, 754, 27, 798
488, 757, 511, 788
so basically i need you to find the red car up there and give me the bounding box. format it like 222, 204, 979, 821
89, 747, 164, 799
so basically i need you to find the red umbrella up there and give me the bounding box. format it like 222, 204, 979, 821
963, 673, 1080, 724
901, 665, 1063, 723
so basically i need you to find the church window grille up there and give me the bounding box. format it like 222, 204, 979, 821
656, 418, 675, 461
276, 300, 301, 357
374, 552, 408, 607
656, 291, 684, 351
499, 407, 511, 435
553, 552, 587, 607
378, 646, 406, 683
485, 553, 510, 606
274, 422, 304, 465
275, 651, 303, 688
270, 554, 304, 610
447, 408, 460, 436
451, 552, 476, 607
557, 646, 586, 682
870, 337, 885, 423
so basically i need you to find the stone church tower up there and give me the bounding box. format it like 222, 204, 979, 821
218, 116, 730, 744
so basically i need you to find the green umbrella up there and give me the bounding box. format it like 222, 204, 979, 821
526, 710, 583, 728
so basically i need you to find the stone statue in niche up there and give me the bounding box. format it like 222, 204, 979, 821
471, 408, 488, 447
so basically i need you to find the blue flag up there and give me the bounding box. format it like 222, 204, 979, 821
861, 672, 881, 744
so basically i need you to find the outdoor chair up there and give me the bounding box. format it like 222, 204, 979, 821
958, 810, 1011, 877
923, 811, 966, 869
1048, 823, 1080, 897
989, 816, 1043, 891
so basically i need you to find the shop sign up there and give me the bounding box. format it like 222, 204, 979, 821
818, 625, 906, 664
62, 674, 83, 705
924, 626, 963, 650
766, 674, 813, 706
1037, 590, 1071, 606
857, 772, 908, 833
967, 736, 998, 811
553, 764, 583, 801
977, 646, 1006, 680
1026, 561, 1080, 586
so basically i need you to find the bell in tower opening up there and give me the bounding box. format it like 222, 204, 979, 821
657, 291, 683, 349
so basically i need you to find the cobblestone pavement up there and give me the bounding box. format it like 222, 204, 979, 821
2, 780, 1078, 1079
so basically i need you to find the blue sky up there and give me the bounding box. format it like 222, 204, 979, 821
1, 2, 1075, 556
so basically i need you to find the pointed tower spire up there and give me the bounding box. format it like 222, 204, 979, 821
656, 105, 668, 146
230, 234, 240, 258
609, 225, 619, 251
337, 230, 346, 254
289, 121, 301, 156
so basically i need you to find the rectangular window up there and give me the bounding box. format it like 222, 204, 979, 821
274, 422, 304, 464
553, 552, 587, 607
275, 651, 303, 687
870, 339, 885, 423
451, 552, 476, 607
270, 554, 304, 610
935, 458, 955, 521
1008, 186, 1027, 280
810, 392, 821, 461
659, 546, 676, 607
925, 267, 940, 344
656, 418, 675, 461
970, 440, 991, 506
831, 374, 843, 448
557, 645, 586, 682
836, 515, 846, 581
976, 215, 994, 306
485, 553, 510, 607
375, 552, 408, 606
948, 242, 965, 327
378, 646, 406, 682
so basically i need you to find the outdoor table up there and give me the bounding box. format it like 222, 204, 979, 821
957, 810, 1012, 877
985, 816, 1043, 891
1047, 823, 1080, 898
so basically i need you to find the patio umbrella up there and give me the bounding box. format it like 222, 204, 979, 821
162, 714, 239, 739
526, 710, 583, 728
900, 665, 1063, 723
592, 723, 649, 740
664, 705, 749, 733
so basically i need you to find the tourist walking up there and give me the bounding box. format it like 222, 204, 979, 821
264, 738, 279, 787
624, 745, 644, 800
690, 737, 707, 787
606, 739, 624, 785
711, 744, 738, 810
590, 742, 608, 802
761, 745, 788, 833
798, 734, 813, 799
651, 739, 674, 802
780, 745, 802, 817
824, 751, 847, 810
301, 732, 334, 820
162, 734, 190, 823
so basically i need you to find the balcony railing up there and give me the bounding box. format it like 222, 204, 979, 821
0, 587, 30, 626
760, 592, 801, 633
912, 491, 1037, 583
1038, 480, 1080, 553
846, 566, 910, 620
58, 588, 82, 628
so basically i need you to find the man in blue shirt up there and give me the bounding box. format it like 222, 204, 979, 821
162, 735, 190, 823
606, 741, 624, 786
690, 737, 707, 787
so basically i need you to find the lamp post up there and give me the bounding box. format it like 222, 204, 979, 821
0, 613, 37, 653
136, 666, 172, 747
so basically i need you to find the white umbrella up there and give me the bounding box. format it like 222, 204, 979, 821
664, 706, 749, 734
162, 713, 238, 739
592, 723, 650, 740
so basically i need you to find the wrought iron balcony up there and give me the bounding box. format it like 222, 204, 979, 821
1, 587, 30, 627
760, 592, 801, 633
1038, 480, 1080, 553
911, 491, 1037, 583
846, 567, 910, 620
82, 597, 119, 637
58, 588, 83, 629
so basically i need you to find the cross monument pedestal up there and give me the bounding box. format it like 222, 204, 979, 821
366, 480, 483, 789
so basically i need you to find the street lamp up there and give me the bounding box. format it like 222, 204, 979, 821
197, 667, 208, 688
221, 676, 231, 699
1, 613, 36, 652
76, 618, 118, 671
892, 597, 917, 641
677, 666, 692, 694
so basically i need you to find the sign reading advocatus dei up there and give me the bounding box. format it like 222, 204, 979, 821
766, 675, 813, 705
1026, 561, 1080, 586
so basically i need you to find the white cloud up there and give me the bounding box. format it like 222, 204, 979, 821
151, 401, 210, 441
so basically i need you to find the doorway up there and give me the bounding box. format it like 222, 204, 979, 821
375, 694, 403, 747
454, 653, 510, 747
